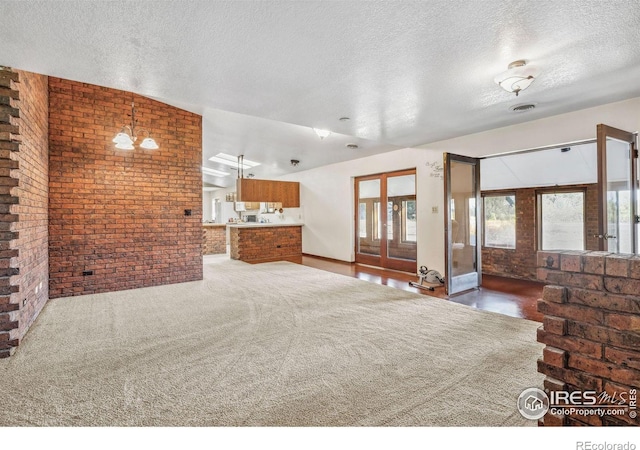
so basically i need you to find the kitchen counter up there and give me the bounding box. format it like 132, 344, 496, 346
230, 224, 302, 264
202, 223, 227, 227
227, 222, 304, 228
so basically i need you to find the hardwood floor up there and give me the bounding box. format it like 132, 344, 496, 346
301, 255, 544, 322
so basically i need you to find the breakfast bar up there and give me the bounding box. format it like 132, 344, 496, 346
229, 223, 303, 264
202, 223, 227, 255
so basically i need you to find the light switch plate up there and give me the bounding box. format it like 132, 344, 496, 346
432, 206, 438, 213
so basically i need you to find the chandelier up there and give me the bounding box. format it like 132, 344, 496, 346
112, 101, 159, 150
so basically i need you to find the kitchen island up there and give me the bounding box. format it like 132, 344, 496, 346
202, 223, 227, 255
229, 223, 303, 264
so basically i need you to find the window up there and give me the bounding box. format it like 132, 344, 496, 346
540, 191, 585, 251
483, 194, 516, 248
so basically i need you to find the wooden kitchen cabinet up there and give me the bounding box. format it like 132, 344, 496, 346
236, 178, 300, 207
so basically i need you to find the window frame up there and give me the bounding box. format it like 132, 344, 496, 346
482, 191, 517, 250
537, 187, 587, 251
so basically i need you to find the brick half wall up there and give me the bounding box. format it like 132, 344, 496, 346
230, 226, 302, 264
203, 225, 226, 255
48, 77, 203, 298
536, 250, 640, 426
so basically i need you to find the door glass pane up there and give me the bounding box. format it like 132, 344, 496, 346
387, 174, 416, 261
357, 179, 381, 256
450, 161, 476, 278
387, 201, 393, 241
469, 197, 476, 247
358, 203, 367, 238
541, 192, 585, 250
402, 200, 417, 242
606, 138, 632, 253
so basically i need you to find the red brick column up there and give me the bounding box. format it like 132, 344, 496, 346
537, 250, 640, 426
0, 67, 49, 358
0, 68, 20, 357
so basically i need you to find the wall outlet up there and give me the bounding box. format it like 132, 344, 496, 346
22, 299, 26, 307
82, 270, 94, 276
432, 206, 438, 213
184, 209, 192, 216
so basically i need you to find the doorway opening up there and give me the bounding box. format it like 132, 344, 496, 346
471, 123, 637, 293
354, 169, 417, 273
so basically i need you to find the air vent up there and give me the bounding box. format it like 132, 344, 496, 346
510, 103, 536, 112
346, 143, 359, 149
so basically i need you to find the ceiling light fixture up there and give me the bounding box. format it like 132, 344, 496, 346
290, 159, 300, 167
208, 152, 260, 170
313, 128, 331, 140
201, 166, 231, 177
494, 60, 540, 96
112, 101, 159, 150
346, 143, 359, 149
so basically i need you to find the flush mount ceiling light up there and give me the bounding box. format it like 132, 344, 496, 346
313, 128, 331, 140
290, 159, 300, 167
112, 101, 159, 150
201, 166, 231, 177
345, 143, 359, 149
208, 152, 260, 170
494, 60, 540, 96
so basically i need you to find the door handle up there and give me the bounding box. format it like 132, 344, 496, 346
604, 234, 617, 240
595, 234, 617, 240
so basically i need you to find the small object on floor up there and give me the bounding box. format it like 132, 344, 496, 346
409, 280, 434, 291
409, 265, 444, 291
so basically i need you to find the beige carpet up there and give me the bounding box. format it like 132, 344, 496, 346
0, 256, 544, 426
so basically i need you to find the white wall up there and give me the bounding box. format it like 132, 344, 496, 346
277, 96, 640, 275
420, 97, 640, 158
279, 147, 446, 272
202, 190, 213, 221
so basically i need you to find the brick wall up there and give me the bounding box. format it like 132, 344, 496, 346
0, 68, 49, 357
203, 225, 226, 254
537, 250, 640, 426
482, 185, 599, 280
48, 77, 203, 298
230, 226, 302, 264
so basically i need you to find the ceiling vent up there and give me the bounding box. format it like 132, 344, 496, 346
510, 103, 536, 113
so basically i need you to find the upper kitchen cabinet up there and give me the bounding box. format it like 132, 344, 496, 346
236, 178, 300, 207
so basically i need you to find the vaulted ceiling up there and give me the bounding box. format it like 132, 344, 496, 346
1, 1, 639, 187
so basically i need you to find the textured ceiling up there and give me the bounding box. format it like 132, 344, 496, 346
1, 1, 640, 187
